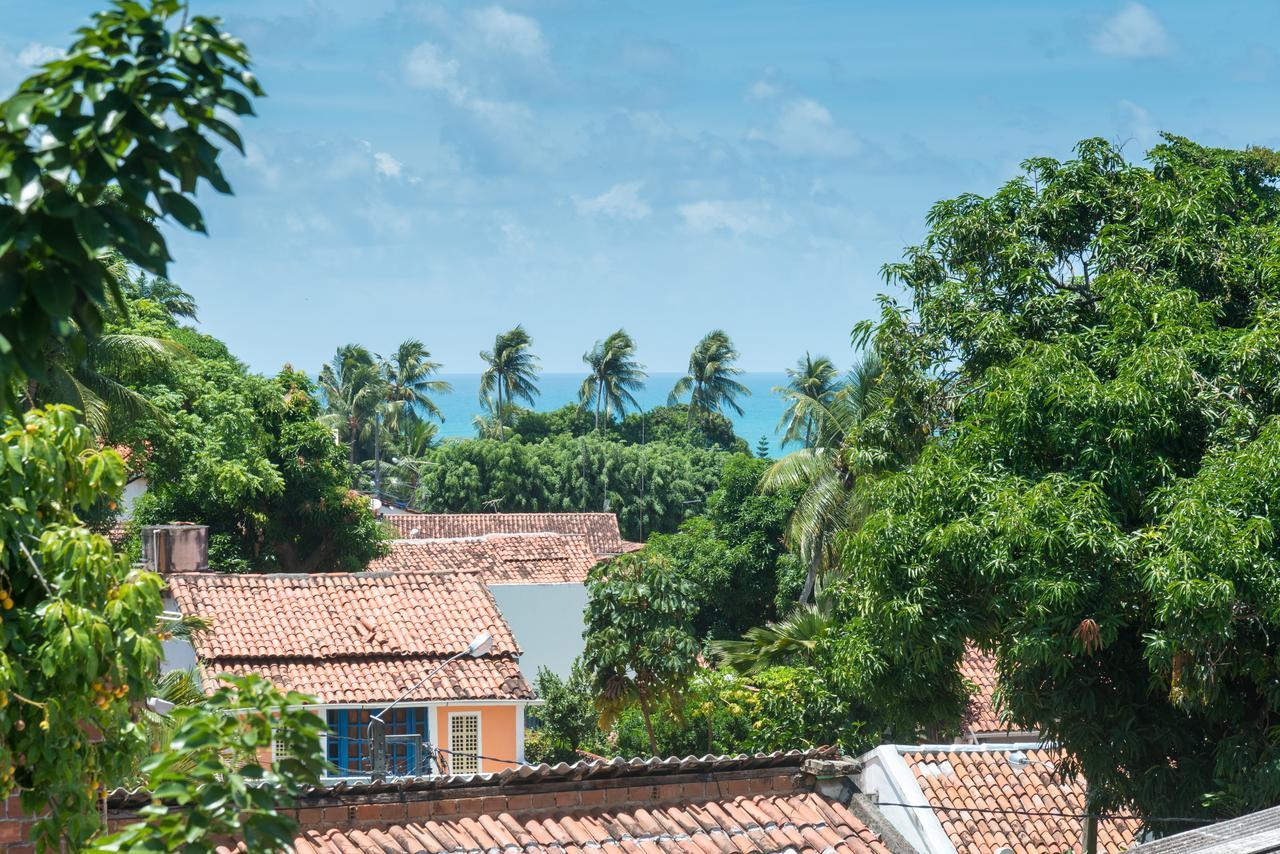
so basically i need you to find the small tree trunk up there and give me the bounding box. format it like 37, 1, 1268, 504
496, 380, 504, 441
373, 410, 382, 496
637, 691, 658, 756
799, 542, 821, 604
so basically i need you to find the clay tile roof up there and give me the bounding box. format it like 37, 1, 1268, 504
960, 645, 1039, 738
369, 534, 601, 585
383, 512, 640, 557
167, 572, 531, 704
278, 791, 890, 854
902, 747, 1143, 853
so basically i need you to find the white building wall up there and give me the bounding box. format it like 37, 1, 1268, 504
120, 476, 148, 519
487, 583, 589, 682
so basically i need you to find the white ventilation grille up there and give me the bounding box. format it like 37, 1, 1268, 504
449, 713, 480, 775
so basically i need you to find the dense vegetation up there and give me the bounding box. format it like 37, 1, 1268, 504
410, 432, 728, 541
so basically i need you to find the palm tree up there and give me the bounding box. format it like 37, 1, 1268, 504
775, 353, 840, 449
373, 340, 451, 496
377, 417, 439, 505
382, 339, 451, 426
709, 597, 835, 675
760, 351, 883, 603
319, 344, 385, 466
126, 272, 199, 321
479, 325, 540, 441
579, 329, 646, 431
667, 330, 751, 429
25, 332, 187, 438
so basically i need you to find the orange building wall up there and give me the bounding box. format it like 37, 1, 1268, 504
434, 704, 520, 774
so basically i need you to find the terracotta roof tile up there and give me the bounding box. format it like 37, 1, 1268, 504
167, 572, 531, 704
383, 512, 638, 557
370, 534, 601, 585
276, 791, 890, 854
960, 645, 1042, 737
201, 656, 533, 703
903, 747, 1143, 854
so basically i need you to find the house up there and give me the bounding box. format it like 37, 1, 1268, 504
370, 534, 599, 681
382, 512, 643, 558
856, 743, 1142, 853
959, 645, 1040, 744
164, 565, 535, 778
118, 749, 892, 854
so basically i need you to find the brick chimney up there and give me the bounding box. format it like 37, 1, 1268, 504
141, 524, 209, 575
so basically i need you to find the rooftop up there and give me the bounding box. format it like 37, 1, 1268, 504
167, 571, 531, 704
901, 744, 1141, 853
149, 750, 894, 854
382, 512, 642, 557
369, 534, 601, 585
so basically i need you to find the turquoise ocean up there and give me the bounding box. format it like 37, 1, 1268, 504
431, 372, 791, 452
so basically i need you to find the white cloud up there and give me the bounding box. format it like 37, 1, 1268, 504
373, 151, 404, 179
746, 69, 783, 102
404, 42, 466, 99
468, 6, 547, 63
679, 200, 790, 238
748, 97, 861, 159
243, 143, 280, 188
1093, 4, 1173, 58
1117, 99, 1158, 148
16, 43, 61, 67
573, 182, 651, 221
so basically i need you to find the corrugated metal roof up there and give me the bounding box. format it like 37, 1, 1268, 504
1129, 805, 1280, 853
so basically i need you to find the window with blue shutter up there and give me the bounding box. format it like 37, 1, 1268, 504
325, 707, 431, 777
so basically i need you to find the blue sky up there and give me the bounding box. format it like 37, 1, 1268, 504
3, 1, 1278, 373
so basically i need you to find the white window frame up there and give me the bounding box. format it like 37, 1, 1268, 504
448, 711, 482, 775
273, 730, 327, 763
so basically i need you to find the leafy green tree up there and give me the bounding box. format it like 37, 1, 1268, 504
480, 325, 541, 440
583, 552, 699, 754
644, 455, 803, 638
0, 407, 164, 848
579, 330, 646, 431
668, 330, 751, 428
0, 0, 262, 411
131, 347, 388, 572
755, 435, 770, 459
91, 675, 327, 854
838, 136, 1280, 823
775, 353, 840, 449
525, 663, 604, 765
